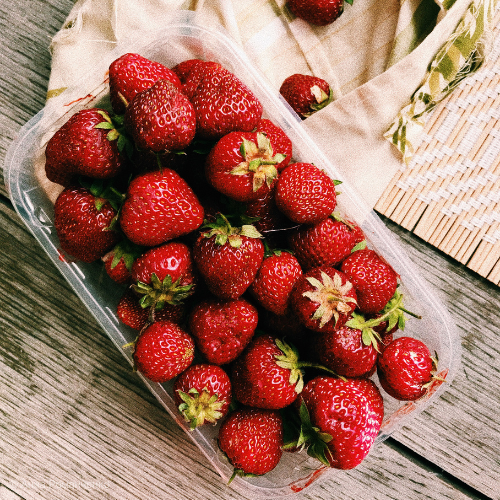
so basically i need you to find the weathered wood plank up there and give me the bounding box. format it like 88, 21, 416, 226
0, 0, 74, 198
0, 485, 25, 500
377, 215, 500, 499
0, 196, 492, 500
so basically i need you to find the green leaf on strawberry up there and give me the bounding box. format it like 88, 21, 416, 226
201, 213, 263, 249
346, 289, 421, 350
133, 272, 194, 312
296, 401, 333, 467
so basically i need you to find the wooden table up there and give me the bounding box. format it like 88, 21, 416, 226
1, 2, 499, 499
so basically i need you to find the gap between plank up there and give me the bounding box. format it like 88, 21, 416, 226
384, 438, 493, 500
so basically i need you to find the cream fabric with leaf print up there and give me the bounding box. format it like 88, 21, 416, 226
46, 0, 489, 207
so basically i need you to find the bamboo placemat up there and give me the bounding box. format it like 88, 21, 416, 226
375, 9, 500, 285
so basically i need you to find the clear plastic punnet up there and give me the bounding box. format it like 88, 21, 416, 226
4, 10, 461, 497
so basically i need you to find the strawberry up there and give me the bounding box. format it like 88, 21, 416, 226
312, 326, 378, 378
116, 289, 185, 330
54, 186, 120, 263
188, 297, 258, 365
102, 240, 144, 285
124, 79, 196, 152
296, 375, 384, 469
173, 363, 232, 429
249, 249, 302, 316
218, 407, 283, 478
279, 74, 333, 119
109, 52, 182, 114
232, 335, 306, 409
288, 213, 366, 270
131, 241, 197, 314
45, 108, 124, 186
258, 308, 309, 352
275, 163, 338, 224
119, 168, 204, 247
180, 60, 263, 140
255, 119, 293, 171
171, 58, 207, 84
132, 320, 195, 383
244, 186, 289, 237
340, 248, 399, 314
290, 267, 357, 333
192, 214, 264, 299
103, 252, 132, 284
205, 131, 284, 203
377, 336, 438, 401
287, 0, 352, 27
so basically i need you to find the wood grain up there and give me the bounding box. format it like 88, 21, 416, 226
377, 216, 500, 499
0, 0, 74, 199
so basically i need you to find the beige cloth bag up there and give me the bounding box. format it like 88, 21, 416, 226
46, 0, 473, 207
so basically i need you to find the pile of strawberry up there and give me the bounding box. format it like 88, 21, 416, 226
45, 53, 441, 481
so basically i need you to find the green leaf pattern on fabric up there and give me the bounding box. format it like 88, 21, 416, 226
385, 0, 498, 164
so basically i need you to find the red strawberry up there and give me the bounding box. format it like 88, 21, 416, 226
287, 0, 351, 27
109, 52, 182, 114
180, 61, 263, 140
279, 74, 333, 118
288, 213, 365, 270
192, 215, 264, 299
244, 186, 288, 236
188, 297, 258, 365
297, 375, 384, 469
54, 186, 120, 263
275, 163, 338, 224
377, 336, 437, 401
119, 168, 204, 247
131, 241, 197, 312
45, 108, 124, 186
124, 79, 196, 152
102, 240, 144, 285
116, 289, 185, 330
340, 249, 398, 314
290, 267, 357, 333
171, 58, 206, 84
104, 252, 132, 284
255, 119, 293, 171
132, 320, 195, 383
173, 363, 232, 429
312, 326, 378, 378
258, 308, 309, 352
249, 249, 302, 316
218, 407, 283, 478
205, 131, 284, 203
232, 335, 305, 409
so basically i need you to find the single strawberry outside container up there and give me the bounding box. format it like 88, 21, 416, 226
4, 10, 461, 498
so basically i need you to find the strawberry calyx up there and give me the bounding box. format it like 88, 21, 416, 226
346, 289, 421, 349
95, 109, 134, 159
304, 86, 334, 117
201, 213, 262, 248
288, 401, 333, 467
103, 239, 144, 272
133, 272, 194, 313
274, 338, 344, 392
227, 468, 260, 484
303, 271, 357, 328
422, 352, 446, 389
231, 133, 283, 192
274, 338, 305, 394
177, 387, 227, 430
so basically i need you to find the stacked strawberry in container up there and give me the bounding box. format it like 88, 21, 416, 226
44, 53, 441, 481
